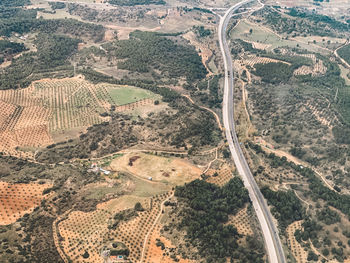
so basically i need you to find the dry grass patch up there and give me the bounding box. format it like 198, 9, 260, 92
0, 181, 52, 225
110, 153, 201, 186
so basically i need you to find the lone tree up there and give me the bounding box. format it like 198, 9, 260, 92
83, 251, 90, 259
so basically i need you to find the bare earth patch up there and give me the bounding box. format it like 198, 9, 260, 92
0, 181, 52, 225
110, 152, 201, 186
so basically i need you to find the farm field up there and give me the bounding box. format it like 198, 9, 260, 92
56, 195, 145, 263
293, 54, 327, 76
110, 153, 202, 186
205, 166, 234, 186
0, 77, 159, 157
242, 55, 290, 67
54, 154, 205, 262
111, 192, 172, 263
231, 20, 325, 54
56, 191, 172, 263
229, 206, 253, 238
0, 181, 52, 225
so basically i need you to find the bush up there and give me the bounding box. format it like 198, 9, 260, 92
134, 202, 144, 211
82, 251, 89, 258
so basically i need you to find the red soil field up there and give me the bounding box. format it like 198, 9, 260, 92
0, 181, 52, 225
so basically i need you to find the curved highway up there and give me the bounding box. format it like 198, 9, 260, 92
218, 1, 287, 263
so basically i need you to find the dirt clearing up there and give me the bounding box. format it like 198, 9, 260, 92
110, 153, 202, 186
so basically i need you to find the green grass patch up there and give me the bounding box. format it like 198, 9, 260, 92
107, 85, 157, 105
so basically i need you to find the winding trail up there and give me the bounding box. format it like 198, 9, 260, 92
260, 144, 336, 193
334, 40, 350, 68
182, 94, 223, 131
139, 192, 174, 263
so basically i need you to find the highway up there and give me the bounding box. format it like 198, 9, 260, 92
218, 1, 287, 263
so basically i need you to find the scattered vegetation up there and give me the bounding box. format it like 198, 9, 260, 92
0, 0, 30, 7
194, 25, 211, 38
256, 6, 348, 37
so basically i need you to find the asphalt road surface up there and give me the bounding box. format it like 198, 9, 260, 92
218, 1, 287, 262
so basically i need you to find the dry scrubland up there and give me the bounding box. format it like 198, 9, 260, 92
0, 181, 52, 225
0, 77, 157, 157
229, 5, 350, 262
